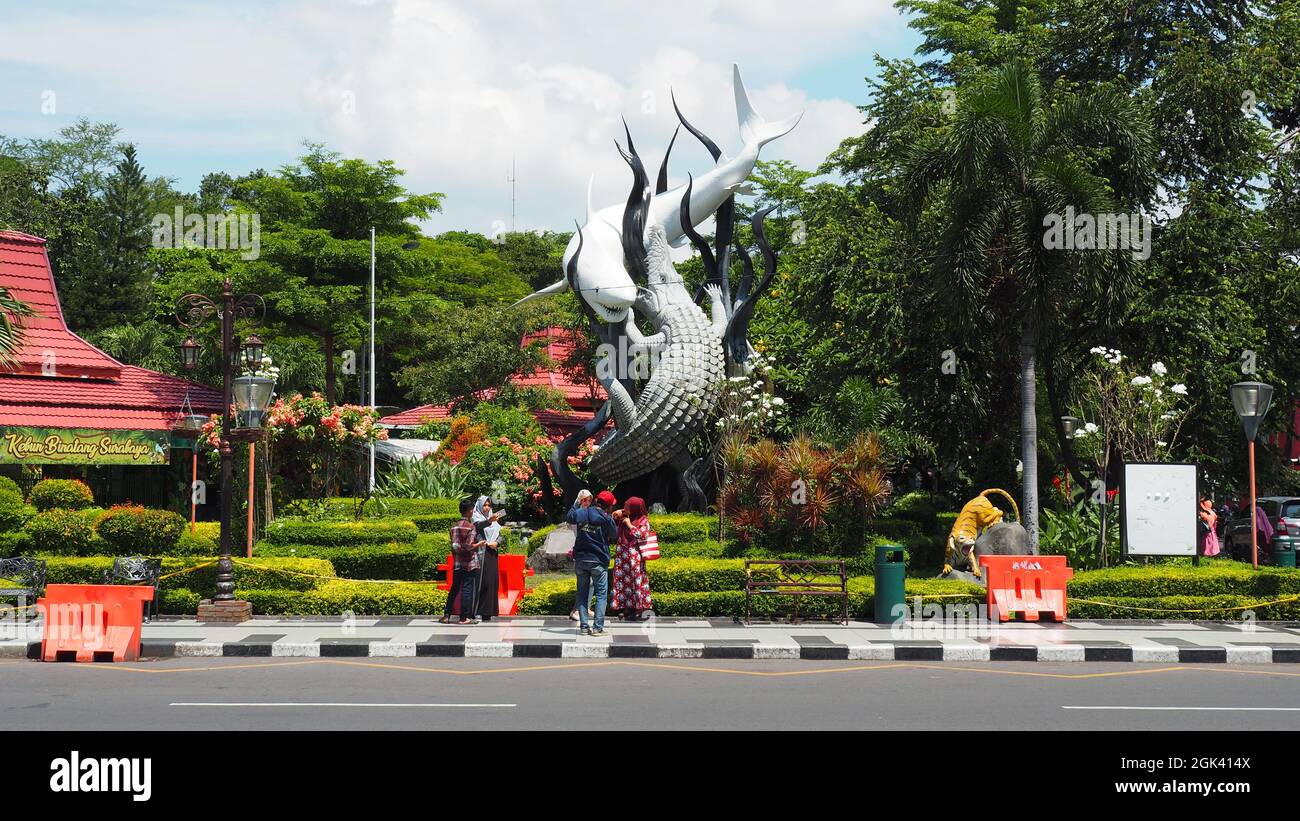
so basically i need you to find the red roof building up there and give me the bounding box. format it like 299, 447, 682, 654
381, 326, 607, 439
0, 230, 222, 433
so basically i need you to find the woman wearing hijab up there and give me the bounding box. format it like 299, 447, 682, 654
1198, 498, 1220, 558
611, 496, 654, 621
473, 495, 505, 621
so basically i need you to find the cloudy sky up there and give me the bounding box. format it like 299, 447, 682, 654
0, 0, 921, 234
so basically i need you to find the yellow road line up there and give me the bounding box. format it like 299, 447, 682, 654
29, 659, 330, 675
323, 658, 625, 676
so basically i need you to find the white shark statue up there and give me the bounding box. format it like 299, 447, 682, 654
513, 64, 802, 322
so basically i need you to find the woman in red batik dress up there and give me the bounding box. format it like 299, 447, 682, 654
611, 496, 654, 621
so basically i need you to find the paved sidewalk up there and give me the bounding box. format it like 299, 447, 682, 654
5, 615, 1300, 662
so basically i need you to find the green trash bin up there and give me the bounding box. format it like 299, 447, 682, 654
1273, 542, 1296, 568
874, 543, 906, 624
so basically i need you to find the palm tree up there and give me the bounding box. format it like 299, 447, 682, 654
898, 59, 1156, 545
0, 287, 34, 368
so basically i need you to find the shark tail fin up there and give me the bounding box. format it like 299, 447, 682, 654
733, 63, 804, 148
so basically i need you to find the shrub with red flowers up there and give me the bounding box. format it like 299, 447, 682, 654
430, 402, 594, 518
200, 392, 387, 501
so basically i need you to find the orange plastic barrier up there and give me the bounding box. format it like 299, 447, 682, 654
977, 555, 1074, 622
38, 584, 154, 662
437, 553, 536, 616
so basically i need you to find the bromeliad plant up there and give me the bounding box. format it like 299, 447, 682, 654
377, 458, 468, 500
720, 432, 893, 554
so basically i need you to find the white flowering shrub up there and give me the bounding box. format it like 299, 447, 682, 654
242, 354, 281, 381
710, 352, 785, 440
1071, 347, 1190, 466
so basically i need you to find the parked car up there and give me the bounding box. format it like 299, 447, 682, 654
1223, 496, 1300, 563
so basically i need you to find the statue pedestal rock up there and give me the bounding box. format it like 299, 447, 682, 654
527, 525, 576, 573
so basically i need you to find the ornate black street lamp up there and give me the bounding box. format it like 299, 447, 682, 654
1231, 381, 1274, 569
175, 280, 269, 622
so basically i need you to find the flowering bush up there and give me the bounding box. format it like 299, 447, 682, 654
200, 392, 388, 501
711, 353, 785, 439
94, 504, 186, 554
30, 478, 95, 511
427, 403, 585, 517
437, 416, 488, 463
1071, 348, 1189, 465
25, 508, 96, 554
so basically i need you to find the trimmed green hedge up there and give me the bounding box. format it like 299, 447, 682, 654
303, 497, 461, 519
262, 518, 419, 547
663, 539, 726, 559
518, 575, 984, 618
1068, 562, 1300, 599
254, 542, 440, 581
173, 522, 220, 555
25, 508, 101, 554
406, 513, 462, 533
0, 480, 26, 532
649, 513, 720, 543
160, 588, 203, 614
1069, 595, 1300, 620
0, 530, 31, 557
935, 512, 958, 535
240, 580, 448, 615
39, 555, 334, 593
30, 478, 95, 511
94, 505, 185, 554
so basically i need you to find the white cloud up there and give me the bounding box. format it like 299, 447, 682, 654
0, 0, 894, 233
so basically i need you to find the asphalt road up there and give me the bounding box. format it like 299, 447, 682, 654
2, 657, 1299, 731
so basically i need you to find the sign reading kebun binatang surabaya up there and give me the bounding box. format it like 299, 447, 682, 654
0, 427, 170, 465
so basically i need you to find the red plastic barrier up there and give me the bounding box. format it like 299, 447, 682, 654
977, 555, 1074, 622
38, 584, 154, 662
438, 553, 536, 616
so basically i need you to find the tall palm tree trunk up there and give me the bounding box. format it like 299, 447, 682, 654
1020, 317, 1039, 551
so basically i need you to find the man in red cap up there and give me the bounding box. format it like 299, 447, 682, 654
566, 489, 618, 635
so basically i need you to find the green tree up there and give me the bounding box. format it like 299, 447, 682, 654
896, 58, 1157, 542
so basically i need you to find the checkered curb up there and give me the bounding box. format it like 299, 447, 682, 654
5, 640, 1299, 663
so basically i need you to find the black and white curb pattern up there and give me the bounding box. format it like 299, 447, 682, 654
7, 640, 1300, 663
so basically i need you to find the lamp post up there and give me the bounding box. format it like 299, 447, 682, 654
1061, 416, 1082, 498
175, 280, 270, 621
1231, 381, 1274, 568
365, 223, 422, 494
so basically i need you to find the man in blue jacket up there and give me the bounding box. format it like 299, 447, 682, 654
567, 489, 618, 635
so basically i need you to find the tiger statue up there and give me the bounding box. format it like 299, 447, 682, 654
942, 489, 1020, 579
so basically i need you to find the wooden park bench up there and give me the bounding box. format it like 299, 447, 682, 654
743, 559, 848, 625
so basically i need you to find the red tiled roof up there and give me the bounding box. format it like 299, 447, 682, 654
0, 231, 122, 379
381, 403, 457, 427
0, 231, 222, 431
381, 327, 606, 430
0, 367, 223, 431
515, 327, 606, 412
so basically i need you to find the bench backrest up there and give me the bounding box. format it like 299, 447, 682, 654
0, 557, 48, 595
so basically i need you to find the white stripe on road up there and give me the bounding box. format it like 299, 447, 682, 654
170, 702, 516, 708
1063, 706, 1300, 711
